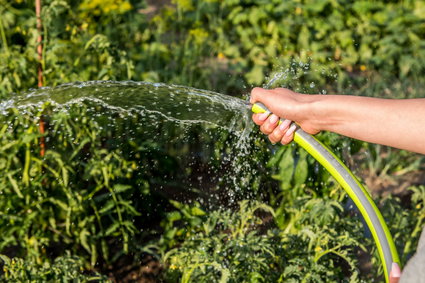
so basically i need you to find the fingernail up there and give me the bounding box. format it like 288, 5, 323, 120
269, 115, 278, 124
258, 112, 269, 121
279, 119, 291, 131
391, 263, 401, 277
284, 124, 297, 137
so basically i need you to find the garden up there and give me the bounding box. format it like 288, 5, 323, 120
0, 0, 424, 282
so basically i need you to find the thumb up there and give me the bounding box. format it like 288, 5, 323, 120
389, 262, 401, 283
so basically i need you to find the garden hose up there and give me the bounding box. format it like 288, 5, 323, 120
251, 102, 399, 283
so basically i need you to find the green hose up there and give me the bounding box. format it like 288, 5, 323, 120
251, 102, 399, 282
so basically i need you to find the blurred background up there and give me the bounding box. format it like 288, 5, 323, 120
1, 0, 424, 97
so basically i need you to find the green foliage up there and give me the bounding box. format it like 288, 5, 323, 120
0, 103, 157, 271
164, 201, 278, 283
0, 0, 138, 97
381, 185, 425, 266
1, 0, 424, 281
1, 0, 424, 97
159, 200, 207, 251
162, 199, 364, 283
145, 0, 425, 92
0, 98, 268, 280
161, 171, 425, 282
0, 253, 108, 282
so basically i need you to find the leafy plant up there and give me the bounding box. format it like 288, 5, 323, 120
163, 201, 281, 283
0, 253, 108, 282
0, 103, 154, 270
0, 0, 424, 281
162, 198, 365, 283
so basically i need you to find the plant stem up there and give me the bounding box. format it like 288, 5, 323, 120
0, 17, 9, 54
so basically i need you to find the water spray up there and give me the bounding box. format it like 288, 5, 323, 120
251, 102, 399, 283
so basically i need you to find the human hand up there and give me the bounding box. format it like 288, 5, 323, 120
389, 262, 401, 283
251, 112, 297, 145
250, 87, 320, 145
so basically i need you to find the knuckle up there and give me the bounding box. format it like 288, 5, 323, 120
252, 114, 262, 125
259, 125, 269, 134
268, 135, 277, 143
251, 87, 261, 94
263, 124, 275, 134
250, 88, 260, 101
281, 135, 293, 145
271, 129, 283, 141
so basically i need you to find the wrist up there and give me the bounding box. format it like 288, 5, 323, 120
303, 95, 334, 132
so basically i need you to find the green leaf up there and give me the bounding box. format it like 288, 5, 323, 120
49, 198, 69, 211
105, 222, 120, 236
245, 65, 264, 85
0, 158, 6, 170
80, 229, 91, 254
191, 206, 206, 216
0, 254, 11, 265
170, 200, 183, 209
0, 141, 19, 151
118, 200, 141, 216
305, 0, 329, 13
7, 173, 23, 198
167, 211, 182, 222
294, 153, 308, 186
99, 200, 115, 214
113, 184, 132, 193
62, 167, 69, 186
272, 149, 294, 190
298, 25, 310, 49
267, 147, 285, 168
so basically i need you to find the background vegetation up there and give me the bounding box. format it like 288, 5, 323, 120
0, 0, 424, 282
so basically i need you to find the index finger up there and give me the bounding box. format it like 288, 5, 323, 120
250, 87, 271, 104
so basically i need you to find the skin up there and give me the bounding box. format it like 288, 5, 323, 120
250, 87, 425, 155
250, 87, 425, 282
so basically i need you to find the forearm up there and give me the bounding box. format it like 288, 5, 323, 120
308, 95, 425, 154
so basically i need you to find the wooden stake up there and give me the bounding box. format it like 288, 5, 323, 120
36, 0, 45, 157
36, 0, 43, 87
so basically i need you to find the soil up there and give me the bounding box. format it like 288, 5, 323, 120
350, 148, 425, 198
361, 169, 425, 198
138, 0, 172, 18
107, 254, 163, 283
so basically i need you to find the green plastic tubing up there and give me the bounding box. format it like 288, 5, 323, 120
251, 102, 399, 283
